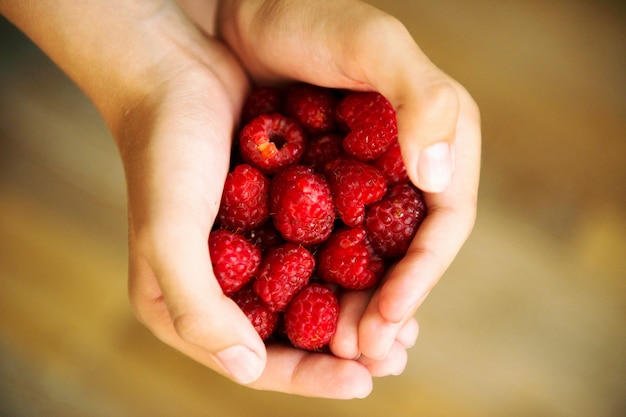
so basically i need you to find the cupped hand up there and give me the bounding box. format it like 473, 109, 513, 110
217, 0, 480, 367
117, 1, 377, 399
0, 0, 432, 401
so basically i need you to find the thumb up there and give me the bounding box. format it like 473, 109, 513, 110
345, 15, 460, 194
217, 0, 458, 194
130, 219, 267, 385
376, 65, 459, 194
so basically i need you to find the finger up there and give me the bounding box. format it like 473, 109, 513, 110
249, 343, 373, 399
219, 1, 459, 193
357, 341, 408, 377
330, 289, 373, 360
356, 318, 417, 377
378, 84, 481, 323
124, 75, 268, 384
389, 76, 459, 193
129, 218, 268, 384
357, 288, 409, 360
357, 86, 479, 360
396, 317, 420, 349
331, 290, 419, 361
358, 32, 460, 193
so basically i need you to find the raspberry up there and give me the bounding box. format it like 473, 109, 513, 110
284, 83, 337, 134
231, 284, 279, 340
241, 85, 283, 124
336, 91, 398, 161
243, 220, 284, 253
217, 164, 270, 232
325, 158, 387, 227
253, 243, 315, 312
317, 226, 384, 290
373, 141, 409, 186
239, 113, 305, 174
270, 165, 336, 245
209, 229, 261, 295
284, 284, 339, 351
300, 133, 344, 173
365, 183, 427, 259
211, 83, 430, 351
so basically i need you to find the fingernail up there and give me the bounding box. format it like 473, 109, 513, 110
214, 345, 263, 384
418, 142, 453, 193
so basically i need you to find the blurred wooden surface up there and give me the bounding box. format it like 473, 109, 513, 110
1, 1, 625, 416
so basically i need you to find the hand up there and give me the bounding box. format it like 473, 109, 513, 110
0, 0, 379, 399
114, 0, 422, 399
2, 0, 480, 400
217, 0, 480, 369
116, 2, 378, 399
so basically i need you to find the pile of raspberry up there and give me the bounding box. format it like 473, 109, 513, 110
210, 83, 427, 352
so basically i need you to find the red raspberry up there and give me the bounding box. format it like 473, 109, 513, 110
243, 220, 284, 253
284, 83, 337, 134
336, 92, 398, 161
270, 165, 335, 245
217, 164, 270, 232
231, 284, 279, 341
284, 284, 339, 351
253, 243, 315, 312
241, 85, 283, 124
300, 133, 345, 173
317, 226, 384, 290
325, 158, 387, 227
373, 141, 409, 186
365, 183, 427, 259
239, 114, 305, 175
209, 229, 261, 295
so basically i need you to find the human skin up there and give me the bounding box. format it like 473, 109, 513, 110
1, 0, 480, 399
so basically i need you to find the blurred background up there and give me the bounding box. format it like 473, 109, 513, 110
1, 0, 624, 416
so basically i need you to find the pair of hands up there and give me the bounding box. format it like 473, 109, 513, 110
122, 0, 479, 398
2, 0, 480, 399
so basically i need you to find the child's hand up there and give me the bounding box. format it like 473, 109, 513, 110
215, 0, 480, 383
115, 11, 378, 400
2, 0, 479, 400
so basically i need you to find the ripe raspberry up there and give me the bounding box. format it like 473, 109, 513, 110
336, 92, 398, 161
243, 220, 284, 253
365, 183, 427, 259
231, 284, 279, 341
209, 229, 261, 295
325, 158, 387, 227
317, 226, 384, 290
300, 133, 344, 173
284, 83, 337, 134
253, 243, 315, 312
239, 114, 305, 174
217, 164, 270, 232
284, 284, 339, 351
373, 141, 409, 186
241, 85, 283, 124
270, 165, 335, 245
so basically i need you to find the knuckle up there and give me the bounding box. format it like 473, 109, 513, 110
172, 311, 208, 345
423, 78, 460, 116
